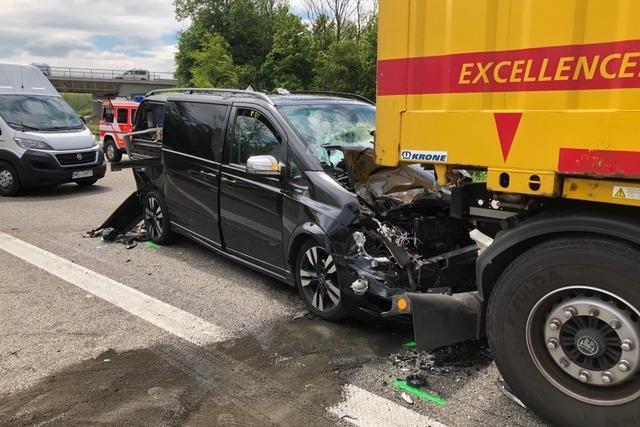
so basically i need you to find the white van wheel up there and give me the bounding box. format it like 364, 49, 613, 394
0, 162, 21, 197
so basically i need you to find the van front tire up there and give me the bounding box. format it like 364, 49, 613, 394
0, 162, 21, 197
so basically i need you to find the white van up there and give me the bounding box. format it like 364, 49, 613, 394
0, 63, 105, 196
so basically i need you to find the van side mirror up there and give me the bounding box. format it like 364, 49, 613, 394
79, 116, 86, 124
246, 155, 281, 177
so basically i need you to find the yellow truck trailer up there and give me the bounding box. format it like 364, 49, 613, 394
378, 1, 640, 425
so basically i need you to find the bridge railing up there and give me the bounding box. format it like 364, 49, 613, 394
48, 67, 175, 81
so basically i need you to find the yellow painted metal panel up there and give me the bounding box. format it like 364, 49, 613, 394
376, 0, 640, 200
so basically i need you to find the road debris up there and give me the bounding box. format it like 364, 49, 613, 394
498, 379, 527, 410
406, 373, 428, 388
393, 380, 446, 406
401, 392, 414, 405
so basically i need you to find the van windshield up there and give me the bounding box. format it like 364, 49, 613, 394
0, 95, 83, 131
279, 103, 375, 166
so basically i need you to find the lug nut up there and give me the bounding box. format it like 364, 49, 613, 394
610, 319, 622, 330
619, 360, 631, 372
549, 319, 562, 331
563, 306, 577, 319
602, 372, 614, 384
622, 340, 634, 352
547, 338, 559, 350
559, 358, 570, 368
588, 307, 600, 317
579, 370, 591, 383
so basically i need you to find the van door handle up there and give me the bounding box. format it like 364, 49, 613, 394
221, 176, 237, 185
200, 170, 217, 179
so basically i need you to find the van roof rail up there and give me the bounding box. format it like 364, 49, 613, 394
144, 88, 274, 105
289, 91, 375, 105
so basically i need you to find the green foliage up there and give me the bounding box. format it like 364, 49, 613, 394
261, 13, 314, 90
189, 33, 239, 88
174, 0, 378, 98
61, 93, 93, 116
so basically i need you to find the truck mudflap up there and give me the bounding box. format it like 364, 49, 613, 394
384, 291, 481, 352
89, 191, 143, 238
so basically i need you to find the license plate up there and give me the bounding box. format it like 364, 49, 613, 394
72, 170, 94, 179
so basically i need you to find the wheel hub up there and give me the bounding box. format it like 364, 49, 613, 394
543, 294, 640, 387
0, 170, 13, 189
299, 246, 340, 312
144, 197, 163, 239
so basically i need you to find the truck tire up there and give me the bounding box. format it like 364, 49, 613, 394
104, 138, 122, 163
0, 161, 21, 197
487, 238, 640, 427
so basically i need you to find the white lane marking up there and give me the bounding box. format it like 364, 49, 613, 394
0, 232, 231, 345
329, 384, 447, 427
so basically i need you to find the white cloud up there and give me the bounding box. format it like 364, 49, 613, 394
0, 0, 190, 73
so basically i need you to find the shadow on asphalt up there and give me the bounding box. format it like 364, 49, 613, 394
14, 183, 112, 201
0, 317, 409, 426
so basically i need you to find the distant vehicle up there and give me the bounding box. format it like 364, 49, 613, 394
0, 63, 105, 196
120, 69, 150, 81
31, 63, 51, 77
99, 99, 139, 162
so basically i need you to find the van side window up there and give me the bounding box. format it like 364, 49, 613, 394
117, 109, 128, 124
135, 103, 165, 141
163, 101, 228, 162
230, 109, 281, 166
131, 109, 137, 124
102, 107, 114, 123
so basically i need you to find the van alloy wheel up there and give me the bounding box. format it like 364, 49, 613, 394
299, 246, 340, 312
144, 196, 164, 241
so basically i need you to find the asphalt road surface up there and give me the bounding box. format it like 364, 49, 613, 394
0, 163, 547, 426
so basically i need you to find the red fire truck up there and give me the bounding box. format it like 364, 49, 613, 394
99, 99, 139, 163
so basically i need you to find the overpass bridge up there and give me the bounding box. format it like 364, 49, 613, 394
46, 67, 177, 98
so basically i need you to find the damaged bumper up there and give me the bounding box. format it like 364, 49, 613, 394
384, 291, 482, 351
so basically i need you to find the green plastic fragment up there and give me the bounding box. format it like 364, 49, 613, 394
145, 241, 160, 249
403, 340, 416, 349
393, 380, 447, 406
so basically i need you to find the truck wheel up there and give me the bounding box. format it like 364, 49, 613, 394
143, 191, 174, 245
487, 238, 640, 427
104, 138, 122, 163
295, 240, 347, 321
0, 162, 21, 197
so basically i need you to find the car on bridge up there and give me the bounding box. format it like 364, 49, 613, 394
119, 69, 150, 81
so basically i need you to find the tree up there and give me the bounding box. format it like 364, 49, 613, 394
260, 13, 314, 90
189, 33, 239, 88
304, 0, 356, 41
313, 38, 362, 94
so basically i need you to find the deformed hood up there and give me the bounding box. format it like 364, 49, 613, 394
341, 147, 442, 209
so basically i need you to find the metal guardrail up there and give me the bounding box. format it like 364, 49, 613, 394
47, 67, 175, 81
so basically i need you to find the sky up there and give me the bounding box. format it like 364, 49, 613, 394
0, 0, 190, 73
0, 0, 366, 74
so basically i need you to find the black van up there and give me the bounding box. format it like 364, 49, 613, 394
124, 89, 473, 321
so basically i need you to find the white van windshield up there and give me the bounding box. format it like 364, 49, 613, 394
0, 95, 83, 131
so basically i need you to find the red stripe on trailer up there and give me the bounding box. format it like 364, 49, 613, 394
558, 148, 640, 177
